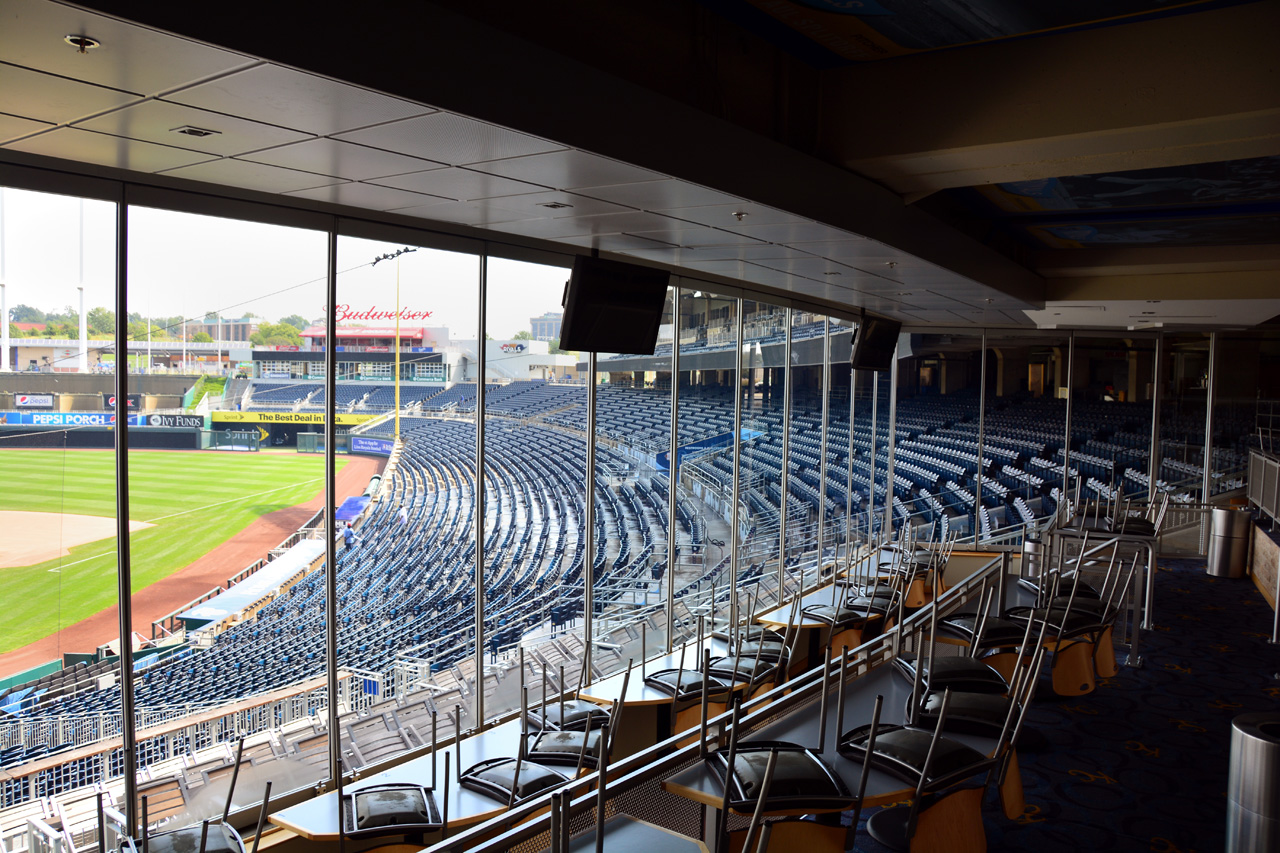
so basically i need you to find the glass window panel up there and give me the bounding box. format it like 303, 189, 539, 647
0, 186, 119, 816
785, 309, 824, 587
126, 205, 329, 831
740, 300, 787, 608
1155, 333, 1210, 553
333, 237, 480, 771
484, 257, 588, 722
591, 287, 676, 665
673, 290, 737, 638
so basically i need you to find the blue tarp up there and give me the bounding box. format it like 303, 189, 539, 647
336, 496, 371, 522
178, 539, 326, 630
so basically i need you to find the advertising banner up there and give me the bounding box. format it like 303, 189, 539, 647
14, 394, 54, 407
350, 436, 394, 456
212, 411, 376, 425
103, 394, 141, 409
145, 414, 205, 429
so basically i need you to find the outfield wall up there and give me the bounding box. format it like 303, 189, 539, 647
0, 426, 200, 449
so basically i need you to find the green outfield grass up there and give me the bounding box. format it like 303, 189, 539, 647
0, 449, 348, 655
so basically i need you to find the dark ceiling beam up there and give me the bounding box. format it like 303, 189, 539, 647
822, 1, 1280, 196
71, 0, 1044, 306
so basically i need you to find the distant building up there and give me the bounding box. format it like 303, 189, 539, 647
189, 316, 256, 342
530, 311, 562, 342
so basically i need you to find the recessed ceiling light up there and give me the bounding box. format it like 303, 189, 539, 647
732, 211, 749, 221
886, 261, 898, 269
171, 125, 221, 138
538, 202, 573, 210
64, 34, 101, 53
896, 291, 912, 297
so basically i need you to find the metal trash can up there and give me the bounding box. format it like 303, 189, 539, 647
1227, 712, 1280, 852
1021, 535, 1045, 579
1207, 508, 1251, 578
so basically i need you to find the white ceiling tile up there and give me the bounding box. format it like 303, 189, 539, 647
558, 233, 678, 252
770, 240, 883, 261
4, 126, 213, 171
489, 210, 684, 240
242, 138, 445, 181
1, 0, 255, 94
368, 167, 545, 201
336, 112, 562, 165
661, 202, 810, 229
284, 181, 451, 211
486, 190, 633, 219
0, 63, 140, 124
678, 259, 759, 276
722, 221, 868, 244
74, 99, 312, 157
467, 148, 663, 188
613, 246, 692, 263
573, 179, 743, 210
749, 256, 857, 278
388, 198, 539, 228
166, 64, 433, 136
0, 111, 53, 143
627, 224, 768, 248
159, 157, 345, 193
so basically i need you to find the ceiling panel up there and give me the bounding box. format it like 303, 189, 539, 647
627, 224, 768, 248
0, 112, 53, 143
369, 167, 545, 201
748, 255, 857, 278
159, 157, 344, 193
389, 198, 540, 228
489, 210, 687, 240
660, 201, 811, 229
722, 220, 870, 244
573, 179, 743, 210
335, 112, 563, 166
558, 233, 678, 253
784, 239, 898, 261
0, 62, 140, 124
75, 99, 313, 157
243, 138, 446, 181
484, 190, 633, 219
165, 64, 433, 136
283, 181, 451, 211
467, 148, 663, 188
3, 126, 212, 171
1, 0, 255, 94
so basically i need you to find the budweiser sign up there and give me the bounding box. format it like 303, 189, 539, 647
327, 304, 434, 322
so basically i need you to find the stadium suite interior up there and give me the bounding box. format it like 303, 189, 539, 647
1, 2, 1279, 853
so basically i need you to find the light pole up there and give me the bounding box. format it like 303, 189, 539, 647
372, 247, 416, 440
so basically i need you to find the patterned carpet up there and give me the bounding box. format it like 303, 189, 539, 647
846, 557, 1280, 853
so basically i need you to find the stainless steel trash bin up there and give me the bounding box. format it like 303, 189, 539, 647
1227, 712, 1280, 852
1021, 535, 1044, 579
1207, 507, 1251, 578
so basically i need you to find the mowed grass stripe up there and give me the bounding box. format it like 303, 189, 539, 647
0, 448, 349, 654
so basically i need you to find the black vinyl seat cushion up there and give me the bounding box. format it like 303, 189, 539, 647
644, 669, 736, 701
525, 729, 605, 767
706, 656, 778, 684
917, 690, 1014, 738
1004, 606, 1101, 639
802, 603, 878, 629
837, 725, 991, 792
526, 699, 610, 732
141, 825, 244, 853
938, 615, 1027, 648
893, 653, 1008, 695
459, 757, 571, 804
712, 625, 781, 644
341, 784, 442, 837
708, 741, 855, 812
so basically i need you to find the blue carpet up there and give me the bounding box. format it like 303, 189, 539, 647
844, 557, 1280, 852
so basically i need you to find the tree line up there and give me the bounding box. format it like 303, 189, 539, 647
5, 305, 313, 346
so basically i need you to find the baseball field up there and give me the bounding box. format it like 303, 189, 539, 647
0, 448, 349, 655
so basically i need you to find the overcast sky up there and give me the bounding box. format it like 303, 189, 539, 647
0, 186, 569, 340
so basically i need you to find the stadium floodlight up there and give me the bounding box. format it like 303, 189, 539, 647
372, 247, 417, 440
